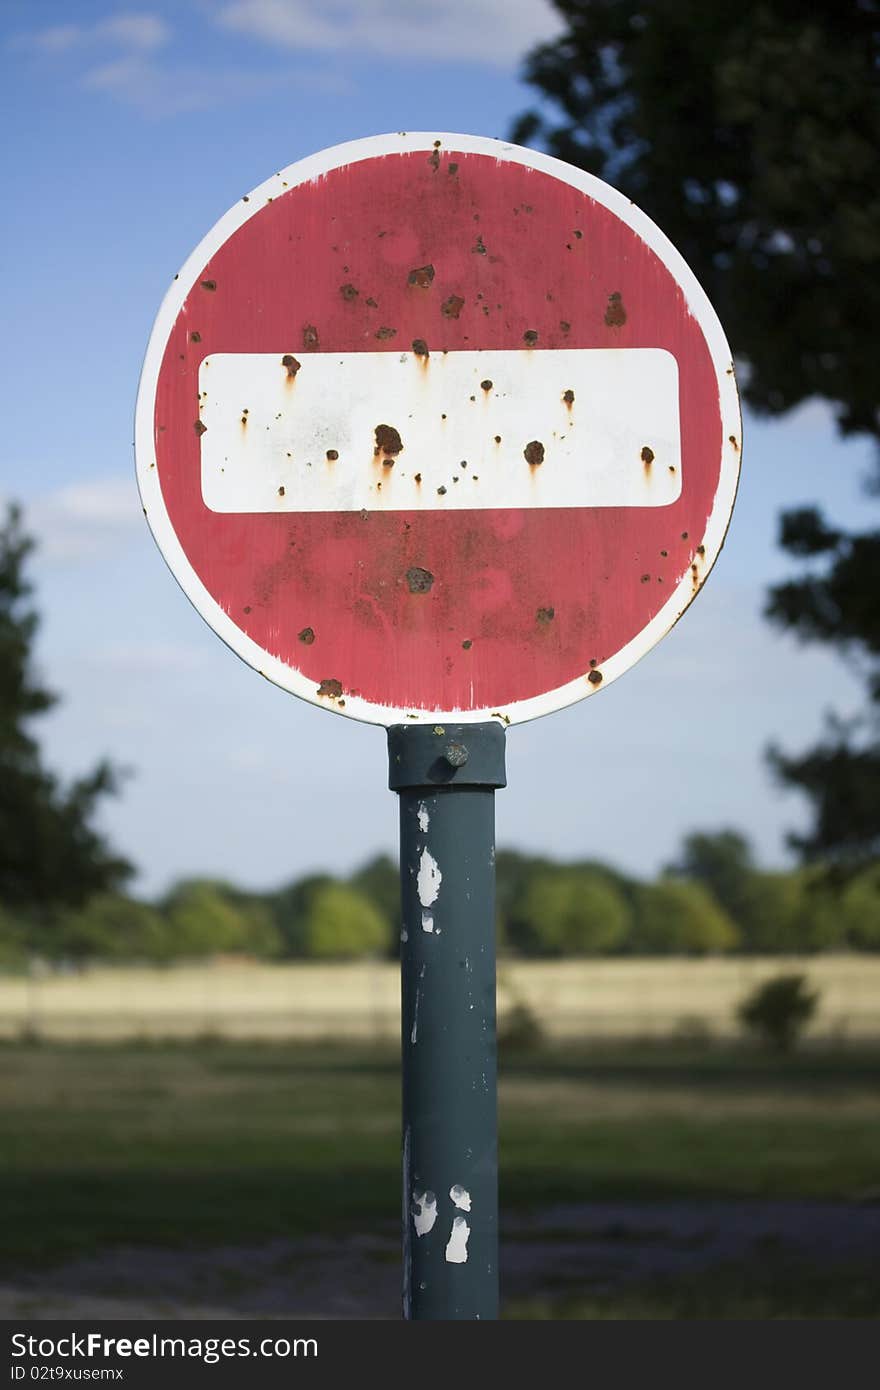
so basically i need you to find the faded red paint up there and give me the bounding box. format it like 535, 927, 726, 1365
155, 150, 722, 713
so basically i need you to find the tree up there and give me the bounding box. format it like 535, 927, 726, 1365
513, 2, 880, 870
631, 879, 740, 954
290, 882, 390, 960
161, 879, 280, 958
56, 893, 171, 964
840, 864, 880, 950
737, 870, 843, 954
0, 505, 130, 920
507, 866, 632, 956
349, 854, 399, 955
665, 829, 756, 924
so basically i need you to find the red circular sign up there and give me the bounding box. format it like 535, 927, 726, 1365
136, 134, 740, 725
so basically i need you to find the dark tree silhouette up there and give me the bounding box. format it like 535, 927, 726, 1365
514, 1, 880, 868
0, 505, 130, 918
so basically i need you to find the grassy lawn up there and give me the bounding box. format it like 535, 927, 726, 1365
1, 1040, 878, 1316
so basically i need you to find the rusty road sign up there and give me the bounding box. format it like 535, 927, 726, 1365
136, 132, 742, 1322
135, 132, 740, 727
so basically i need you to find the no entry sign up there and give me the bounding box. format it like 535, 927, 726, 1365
136, 133, 740, 726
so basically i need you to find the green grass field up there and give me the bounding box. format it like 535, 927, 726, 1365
1, 1039, 879, 1317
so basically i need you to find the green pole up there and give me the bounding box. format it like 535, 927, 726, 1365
388, 721, 507, 1320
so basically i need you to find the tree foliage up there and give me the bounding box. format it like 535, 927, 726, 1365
632, 878, 740, 954
289, 882, 390, 960
0, 505, 130, 918
665, 829, 755, 924
513, 2, 880, 871
507, 866, 632, 956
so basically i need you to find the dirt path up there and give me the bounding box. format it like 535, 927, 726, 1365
3, 1199, 878, 1319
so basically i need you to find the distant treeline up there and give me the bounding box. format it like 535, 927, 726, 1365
1, 831, 878, 966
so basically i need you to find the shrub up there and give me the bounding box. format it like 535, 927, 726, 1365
737, 973, 819, 1051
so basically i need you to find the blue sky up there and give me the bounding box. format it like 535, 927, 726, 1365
1, 1, 872, 897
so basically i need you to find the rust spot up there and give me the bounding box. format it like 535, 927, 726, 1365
428, 149, 440, 171
523, 329, 539, 347
194, 420, 207, 436
190, 331, 202, 343
574, 229, 583, 239
681, 531, 689, 540
243, 605, 251, 614
729, 435, 740, 451
317, 679, 343, 699
448, 162, 459, 175
281, 354, 301, 378
298, 626, 315, 644
366, 296, 378, 308
524, 440, 545, 466
494, 435, 502, 444
406, 566, 434, 594
414, 472, 422, 483
442, 294, 465, 319
412, 338, 429, 358
560, 320, 571, 334
437, 485, 447, 495
374, 423, 403, 458
641, 573, 650, 583
562, 389, 575, 407
375, 325, 397, 340
240, 413, 248, 426
326, 449, 339, 462
660, 549, 668, 557
473, 235, 487, 256
340, 283, 359, 301
481, 379, 493, 392
407, 264, 435, 288
200, 279, 217, 292
277, 486, 286, 497
302, 324, 319, 349
641, 445, 655, 466
462, 639, 472, 650
604, 292, 626, 327
696, 544, 706, 556
587, 669, 603, 685
536, 606, 555, 624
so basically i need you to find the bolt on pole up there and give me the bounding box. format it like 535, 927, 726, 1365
388, 722, 507, 1320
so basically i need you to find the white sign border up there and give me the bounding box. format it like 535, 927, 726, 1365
135, 131, 741, 729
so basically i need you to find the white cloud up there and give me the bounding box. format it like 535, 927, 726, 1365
215, 0, 562, 66
96, 13, 170, 52
25, 476, 142, 560
80, 54, 289, 115
13, 11, 171, 56
18, 24, 82, 53
95, 641, 210, 675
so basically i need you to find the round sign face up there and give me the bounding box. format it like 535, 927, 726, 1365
136, 133, 740, 727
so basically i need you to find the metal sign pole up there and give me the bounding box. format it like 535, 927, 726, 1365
388, 722, 507, 1320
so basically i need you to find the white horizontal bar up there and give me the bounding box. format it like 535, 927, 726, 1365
198, 348, 681, 513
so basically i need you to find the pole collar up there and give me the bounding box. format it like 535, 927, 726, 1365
387, 722, 507, 791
